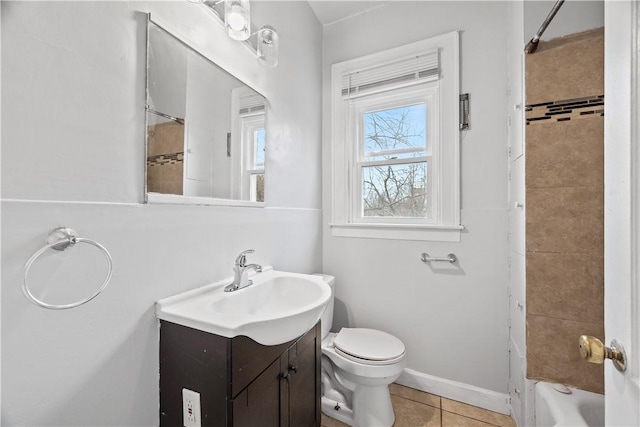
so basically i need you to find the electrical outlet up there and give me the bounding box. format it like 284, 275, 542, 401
182, 388, 201, 427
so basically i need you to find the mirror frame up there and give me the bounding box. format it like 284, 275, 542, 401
144, 15, 267, 208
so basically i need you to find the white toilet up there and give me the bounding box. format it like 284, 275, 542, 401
316, 274, 407, 427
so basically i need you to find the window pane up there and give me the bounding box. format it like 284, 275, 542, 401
362, 162, 427, 217
363, 104, 426, 162
254, 128, 265, 169
250, 173, 264, 202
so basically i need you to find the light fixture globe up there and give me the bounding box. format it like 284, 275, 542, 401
224, 0, 250, 41
257, 25, 279, 68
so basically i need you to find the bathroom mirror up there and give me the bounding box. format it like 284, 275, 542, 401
145, 19, 266, 206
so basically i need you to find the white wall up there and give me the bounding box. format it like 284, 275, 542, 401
1, 1, 322, 425
322, 1, 511, 399
147, 26, 188, 120
183, 55, 235, 198
524, 0, 604, 43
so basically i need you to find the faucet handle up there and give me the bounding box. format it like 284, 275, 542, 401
235, 249, 255, 266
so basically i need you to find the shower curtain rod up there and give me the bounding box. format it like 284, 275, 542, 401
525, 0, 565, 54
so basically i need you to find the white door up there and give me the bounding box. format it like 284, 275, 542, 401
604, 1, 640, 425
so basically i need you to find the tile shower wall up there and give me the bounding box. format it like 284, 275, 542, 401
146, 121, 185, 195
525, 28, 605, 393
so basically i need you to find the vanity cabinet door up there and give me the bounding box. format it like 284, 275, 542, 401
231, 335, 293, 397
287, 322, 321, 427
232, 322, 320, 427
232, 357, 283, 427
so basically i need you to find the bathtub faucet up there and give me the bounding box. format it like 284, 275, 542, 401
224, 249, 262, 292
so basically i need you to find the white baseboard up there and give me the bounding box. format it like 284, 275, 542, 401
396, 369, 511, 415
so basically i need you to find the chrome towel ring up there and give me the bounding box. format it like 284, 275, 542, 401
22, 227, 113, 310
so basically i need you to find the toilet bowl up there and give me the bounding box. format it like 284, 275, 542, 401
315, 274, 406, 427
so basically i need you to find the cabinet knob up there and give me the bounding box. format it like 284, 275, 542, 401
279, 372, 290, 382
288, 365, 298, 374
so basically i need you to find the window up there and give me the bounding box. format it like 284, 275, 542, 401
252, 127, 265, 201
231, 87, 266, 203
330, 31, 461, 241
354, 87, 437, 222
243, 118, 265, 202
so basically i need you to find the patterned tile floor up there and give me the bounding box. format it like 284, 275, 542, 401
321, 384, 516, 427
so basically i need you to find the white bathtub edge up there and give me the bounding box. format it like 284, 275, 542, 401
535, 381, 604, 427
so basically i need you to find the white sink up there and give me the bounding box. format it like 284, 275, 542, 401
156, 267, 331, 346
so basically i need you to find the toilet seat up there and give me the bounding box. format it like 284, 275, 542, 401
333, 328, 405, 366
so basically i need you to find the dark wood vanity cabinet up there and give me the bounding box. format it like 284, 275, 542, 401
160, 321, 321, 427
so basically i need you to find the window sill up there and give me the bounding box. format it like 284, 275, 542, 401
329, 223, 463, 242
146, 192, 265, 208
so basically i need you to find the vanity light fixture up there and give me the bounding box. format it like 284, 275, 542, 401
197, 0, 279, 68
257, 25, 278, 68
224, 0, 250, 41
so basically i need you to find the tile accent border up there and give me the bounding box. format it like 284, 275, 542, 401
146, 152, 184, 167
396, 369, 511, 416
525, 94, 604, 125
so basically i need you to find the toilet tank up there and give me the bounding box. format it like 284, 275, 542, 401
313, 273, 335, 339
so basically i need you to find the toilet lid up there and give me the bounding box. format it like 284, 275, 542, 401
333, 328, 405, 364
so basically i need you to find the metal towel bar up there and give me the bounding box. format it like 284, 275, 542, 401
420, 253, 457, 263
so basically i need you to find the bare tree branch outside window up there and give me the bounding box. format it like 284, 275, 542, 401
362, 104, 428, 217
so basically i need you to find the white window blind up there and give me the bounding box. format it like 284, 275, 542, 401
341, 49, 439, 98
238, 92, 265, 115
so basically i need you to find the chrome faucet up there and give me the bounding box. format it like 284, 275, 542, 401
224, 249, 262, 292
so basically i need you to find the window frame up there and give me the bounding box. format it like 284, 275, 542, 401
238, 113, 265, 202
230, 86, 266, 205
351, 85, 439, 224
330, 31, 462, 242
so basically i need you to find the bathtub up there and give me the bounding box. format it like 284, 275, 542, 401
535, 382, 604, 427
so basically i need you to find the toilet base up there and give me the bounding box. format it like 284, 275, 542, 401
321, 385, 396, 427
322, 396, 355, 426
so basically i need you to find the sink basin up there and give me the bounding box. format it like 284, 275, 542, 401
156, 267, 331, 346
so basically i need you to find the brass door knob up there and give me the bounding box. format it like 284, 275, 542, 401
578, 335, 627, 372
